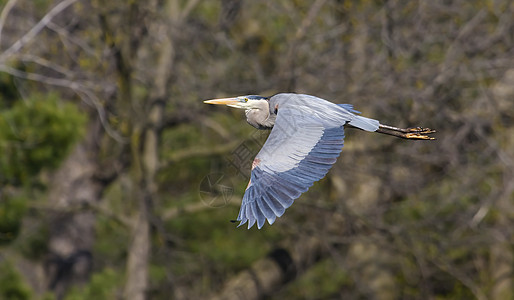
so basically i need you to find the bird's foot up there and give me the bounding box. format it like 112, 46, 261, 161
405, 127, 436, 134
404, 127, 436, 140
404, 132, 436, 140
377, 124, 436, 140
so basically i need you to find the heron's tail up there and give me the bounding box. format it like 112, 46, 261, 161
338, 104, 379, 132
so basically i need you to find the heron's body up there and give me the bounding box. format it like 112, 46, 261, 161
243, 94, 380, 130
204, 93, 435, 229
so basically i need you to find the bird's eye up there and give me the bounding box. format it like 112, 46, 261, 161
244, 98, 248, 102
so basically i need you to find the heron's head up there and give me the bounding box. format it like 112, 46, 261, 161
204, 95, 268, 110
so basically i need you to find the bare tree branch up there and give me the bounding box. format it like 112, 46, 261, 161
0, 0, 18, 45
0, 0, 79, 62
46, 21, 97, 57
16, 54, 75, 77
0, 64, 127, 144
0, 64, 87, 89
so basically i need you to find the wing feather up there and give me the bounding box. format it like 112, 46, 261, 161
263, 192, 285, 218
236, 96, 354, 229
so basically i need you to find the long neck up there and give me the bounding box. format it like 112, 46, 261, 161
245, 100, 275, 129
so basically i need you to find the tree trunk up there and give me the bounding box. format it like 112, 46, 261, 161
123, 9, 171, 294
123, 98, 164, 299
123, 188, 150, 300
45, 119, 104, 299
489, 69, 514, 300
212, 237, 324, 300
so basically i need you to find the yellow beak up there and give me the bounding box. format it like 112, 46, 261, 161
203, 97, 241, 105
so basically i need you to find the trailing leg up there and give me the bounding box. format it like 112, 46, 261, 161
376, 124, 436, 140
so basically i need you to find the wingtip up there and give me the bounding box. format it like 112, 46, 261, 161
236, 219, 247, 228
238, 217, 276, 229
247, 219, 256, 229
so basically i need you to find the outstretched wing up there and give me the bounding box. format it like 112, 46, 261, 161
236, 100, 352, 229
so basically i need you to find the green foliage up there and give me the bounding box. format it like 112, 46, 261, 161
167, 208, 281, 272
149, 264, 167, 283
0, 73, 19, 109
0, 94, 87, 185
93, 214, 129, 266
16, 218, 50, 260
64, 268, 122, 300
273, 258, 352, 299
0, 262, 32, 300
0, 195, 26, 245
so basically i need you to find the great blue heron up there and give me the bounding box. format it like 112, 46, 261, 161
204, 93, 435, 229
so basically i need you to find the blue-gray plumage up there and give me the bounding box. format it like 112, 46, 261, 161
204, 93, 435, 229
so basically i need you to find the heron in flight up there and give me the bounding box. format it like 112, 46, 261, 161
204, 93, 435, 229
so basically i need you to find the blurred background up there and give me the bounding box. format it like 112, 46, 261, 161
0, 0, 513, 299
